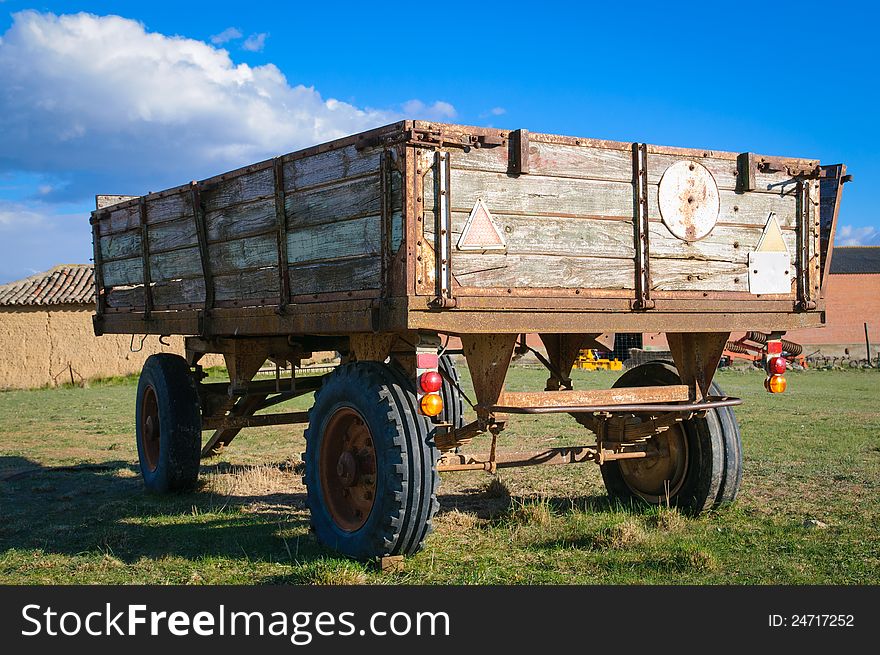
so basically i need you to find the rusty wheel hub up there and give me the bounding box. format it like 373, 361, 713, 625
319, 407, 377, 532
619, 424, 688, 503
140, 385, 160, 473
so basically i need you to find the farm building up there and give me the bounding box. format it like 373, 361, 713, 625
0, 265, 187, 389
641, 246, 880, 360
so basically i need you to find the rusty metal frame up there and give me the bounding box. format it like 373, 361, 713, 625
632, 142, 654, 310
273, 156, 292, 311
492, 395, 741, 415
137, 197, 154, 318
189, 181, 215, 334
90, 213, 107, 333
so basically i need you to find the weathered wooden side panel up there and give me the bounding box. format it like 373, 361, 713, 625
437, 138, 806, 296
96, 141, 393, 311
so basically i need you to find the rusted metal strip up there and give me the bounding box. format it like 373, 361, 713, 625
796, 180, 816, 310
138, 197, 154, 318
433, 150, 453, 305
497, 385, 690, 409
202, 410, 310, 432
437, 444, 653, 472
509, 128, 530, 175
491, 395, 742, 415
273, 157, 291, 311
90, 213, 107, 332
379, 150, 390, 294
631, 142, 654, 309
189, 181, 215, 333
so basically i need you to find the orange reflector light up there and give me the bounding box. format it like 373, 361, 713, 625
420, 393, 443, 416
766, 374, 787, 393
420, 370, 443, 393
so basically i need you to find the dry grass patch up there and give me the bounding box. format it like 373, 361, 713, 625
597, 519, 648, 549
434, 509, 481, 533
204, 464, 298, 497
510, 497, 553, 528
646, 507, 687, 533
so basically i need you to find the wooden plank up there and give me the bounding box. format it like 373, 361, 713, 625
202, 167, 275, 212
283, 143, 382, 191
453, 141, 634, 182
288, 215, 381, 264
103, 257, 143, 286
204, 197, 276, 243
649, 223, 798, 264
646, 185, 797, 228
103, 204, 140, 234
285, 174, 381, 229
145, 192, 192, 225
289, 256, 381, 296
646, 152, 798, 192
498, 386, 690, 408
106, 278, 207, 308
452, 254, 634, 289
149, 246, 203, 281
446, 212, 635, 259
434, 169, 634, 219
215, 268, 280, 303
99, 231, 141, 261
148, 217, 200, 253
650, 259, 796, 293
208, 233, 278, 276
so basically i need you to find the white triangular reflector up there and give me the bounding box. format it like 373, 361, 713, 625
457, 198, 506, 251
756, 212, 789, 254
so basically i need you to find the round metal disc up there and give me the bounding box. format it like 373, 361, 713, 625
658, 160, 720, 241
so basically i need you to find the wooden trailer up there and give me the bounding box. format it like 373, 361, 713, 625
90, 120, 849, 559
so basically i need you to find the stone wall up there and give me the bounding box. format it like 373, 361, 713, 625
0, 305, 205, 389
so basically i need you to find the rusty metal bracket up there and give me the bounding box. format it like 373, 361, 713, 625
632, 142, 654, 310
90, 213, 107, 330
138, 197, 154, 318
190, 181, 214, 335
795, 180, 816, 310
737, 152, 758, 192
433, 150, 453, 306
509, 129, 530, 175
273, 157, 291, 312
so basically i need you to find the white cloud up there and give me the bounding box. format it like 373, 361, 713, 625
401, 99, 457, 121
0, 200, 90, 283
836, 225, 880, 246
210, 27, 242, 44
242, 32, 268, 52
490, 107, 506, 116
0, 11, 399, 198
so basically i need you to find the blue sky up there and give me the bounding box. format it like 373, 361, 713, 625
0, 0, 877, 283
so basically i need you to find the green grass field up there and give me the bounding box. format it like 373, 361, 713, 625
1, 365, 878, 584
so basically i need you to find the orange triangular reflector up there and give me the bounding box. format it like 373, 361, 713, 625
457, 198, 506, 251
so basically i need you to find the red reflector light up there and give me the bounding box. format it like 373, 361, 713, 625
420, 370, 443, 393
768, 356, 787, 375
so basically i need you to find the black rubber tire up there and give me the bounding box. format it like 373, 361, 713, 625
439, 354, 467, 430
599, 361, 743, 514
135, 354, 202, 493
303, 362, 440, 559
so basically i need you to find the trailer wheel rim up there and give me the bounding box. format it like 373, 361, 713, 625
319, 407, 377, 532
618, 423, 688, 503
141, 385, 160, 473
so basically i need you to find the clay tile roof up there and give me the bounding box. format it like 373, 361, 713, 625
0, 265, 95, 307
829, 246, 880, 275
